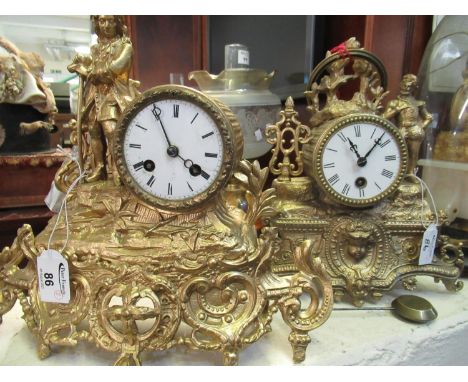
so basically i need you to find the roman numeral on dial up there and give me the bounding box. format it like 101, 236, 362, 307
328, 174, 340, 186
381, 169, 394, 178
168, 182, 173, 195
133, 161, 144, 171
173, 104, 179, 118
201, 170, 210, 180
379, 139, 390, 148
205, 153, 218, 158
385, 155, 396, 161
337, 132, 347, 142
359, 188, 365, 198
354, 125, 361, 137
191, 113, 199, 124
342, 183, 350, 195
136, 124, 147, 131
147, 175, 156, 187
129, 143, 141, 149
202, 132, 214, 139
323, 162, 335, 168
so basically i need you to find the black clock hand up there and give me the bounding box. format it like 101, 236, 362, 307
152, 104, 174, 147
347, 138, 362, 159
176, 153, 204, 177
364, 131, 386, 159
348, 138, 368, 167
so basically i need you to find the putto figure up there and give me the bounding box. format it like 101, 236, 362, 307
68, 15, 139, 184
383, 74, 433, 178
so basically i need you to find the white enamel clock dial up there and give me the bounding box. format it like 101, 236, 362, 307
115, 85, 242, 212
317, 115, 407, 207
123, 99, 223, 200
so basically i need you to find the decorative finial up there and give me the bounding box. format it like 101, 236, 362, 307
265, 97, 311, 181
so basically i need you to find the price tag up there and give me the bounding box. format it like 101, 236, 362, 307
418, 224, 438, 265
254, 128, 263, 141
37, 249, 70, 303
44, 182, 65, 213
238, 49, 250, 65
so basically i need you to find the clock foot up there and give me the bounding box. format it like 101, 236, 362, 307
114, 351, 141, 366
37, 342, 51, 360
402, 276, 418, 291
440, 278, 464, 292
289, 330, 310, 363
333, 289, 344, 302
222, 348, 239, 366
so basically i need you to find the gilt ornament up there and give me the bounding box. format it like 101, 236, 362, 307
268, 38, 464, 306
0, 16, 333, 365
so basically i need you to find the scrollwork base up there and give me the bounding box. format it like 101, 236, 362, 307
0, 223, 333, 365
272, 214, 464, 307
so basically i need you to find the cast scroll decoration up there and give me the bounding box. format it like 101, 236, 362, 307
89, 271, 180, 366
265, 97, 311, 180
274, 240, 333, 363
180, 272, 268, 365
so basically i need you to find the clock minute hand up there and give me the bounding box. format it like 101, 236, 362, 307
152, 104, 172, 147
364, 131, 386, 159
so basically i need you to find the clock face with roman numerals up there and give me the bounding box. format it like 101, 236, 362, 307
315, 114, 407, 207
115, 85, 242, 212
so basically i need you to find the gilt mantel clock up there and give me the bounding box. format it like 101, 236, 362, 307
310, 113, 407, 207
0, 78, 333, 365
267, 38, 464, 306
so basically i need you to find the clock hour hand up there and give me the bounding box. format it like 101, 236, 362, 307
152, 104, 179, 156
177, 153, 204, 177
348, 138, 368, 167
363, 131, 386, 159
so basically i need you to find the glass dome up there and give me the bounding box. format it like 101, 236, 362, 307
417, 15, 468, 224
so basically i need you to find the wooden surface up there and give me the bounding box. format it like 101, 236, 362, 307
0, 207, 53, 249
0, 152, 65, 209
321, 15, 432, 101
125, 15, 432, 99
0, 112, 71, 248
127, 16, 205, 91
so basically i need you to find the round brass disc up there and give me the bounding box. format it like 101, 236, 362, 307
391, 295, 438, 323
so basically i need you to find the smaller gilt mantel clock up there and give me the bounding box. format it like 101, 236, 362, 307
310, 113, 407, 208
267, 38, 464, 307
0, 81, 333, 366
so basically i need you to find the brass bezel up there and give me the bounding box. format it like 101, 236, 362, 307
313, 114, 408, 207
114, 85, 243, 212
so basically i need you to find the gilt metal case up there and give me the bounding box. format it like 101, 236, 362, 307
267, 39, 464, 306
